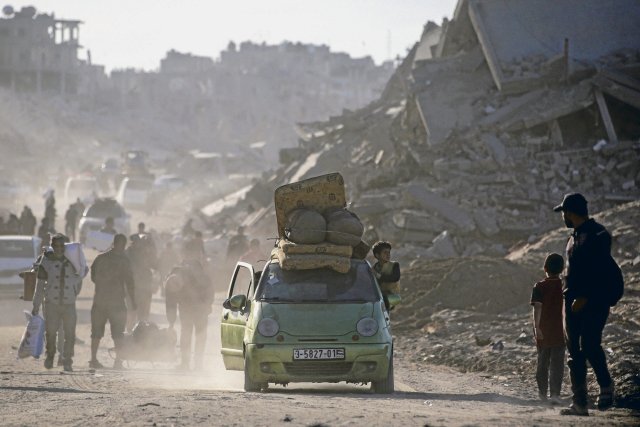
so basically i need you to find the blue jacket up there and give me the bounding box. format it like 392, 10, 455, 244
564, 218, 611, 304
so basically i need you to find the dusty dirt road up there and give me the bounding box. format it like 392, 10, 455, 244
1, 279, 637, 426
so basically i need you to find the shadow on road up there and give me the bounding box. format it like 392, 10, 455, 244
262, 387, 539, 407
1, 385, 104, 394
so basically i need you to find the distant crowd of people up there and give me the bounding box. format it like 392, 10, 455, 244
0, 206, 37, 235
0, 190, 86, 245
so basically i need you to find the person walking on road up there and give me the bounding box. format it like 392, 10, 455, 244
31, 234, 82, 371
100, 216, 117, 235
126, 234, 158, 330
554, 193, 616, 416
44, 189, 56, 228
164, 240, 214, 370
530, 253, 566, 404
19, 205, 37, 235
89, 234, 136, 369
226, 226, 249, 264
64, 204, 79, 241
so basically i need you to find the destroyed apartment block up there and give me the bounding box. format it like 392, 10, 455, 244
204, 0, 640, 265
0, 6, 82, 94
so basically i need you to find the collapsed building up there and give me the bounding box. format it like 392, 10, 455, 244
204, 0, 640, 263
104, 41, 395, 161
0, 5, 83, 94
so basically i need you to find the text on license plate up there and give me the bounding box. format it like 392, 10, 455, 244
293, 348, 345, 360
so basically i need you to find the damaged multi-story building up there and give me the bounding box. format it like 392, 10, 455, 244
104, 41, 395, 162
0, 5, 82, 94
208, 0, 640, 264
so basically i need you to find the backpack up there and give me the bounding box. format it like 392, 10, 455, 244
605, 255, 624, 306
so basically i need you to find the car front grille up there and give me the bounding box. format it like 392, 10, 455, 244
283, 362, 353, 376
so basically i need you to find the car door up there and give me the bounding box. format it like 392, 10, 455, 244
220, 262, 254, 370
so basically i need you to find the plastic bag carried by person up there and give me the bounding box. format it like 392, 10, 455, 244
18, 311, 45, 359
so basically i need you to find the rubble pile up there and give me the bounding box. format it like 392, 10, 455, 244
211, 1, 640, 264
394, 257, 537, 330
393, 200, 640, 408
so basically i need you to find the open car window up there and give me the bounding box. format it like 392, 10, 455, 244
255, 261, 379, 303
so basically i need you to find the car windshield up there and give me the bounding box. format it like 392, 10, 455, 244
0, 240, 34, 258
255, 262, 379, 303
86, 201, 124, 218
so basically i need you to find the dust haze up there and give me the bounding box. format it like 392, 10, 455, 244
1, 1, 640, 425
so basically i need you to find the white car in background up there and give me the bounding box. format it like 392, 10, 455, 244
78, 198, 130, 244
0, 235, 41, 297
116, 177, 153, 211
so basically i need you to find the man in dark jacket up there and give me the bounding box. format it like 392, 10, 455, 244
89, 234, 135, 369
19, 205, 37, 235
554, 193, 615, 416
165, 240, 214, 370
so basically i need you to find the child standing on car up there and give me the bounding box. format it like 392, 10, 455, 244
530, 253, 566, 404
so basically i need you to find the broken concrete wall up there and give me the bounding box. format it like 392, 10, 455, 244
466, 0, 640, 93
199, 0, 640, 269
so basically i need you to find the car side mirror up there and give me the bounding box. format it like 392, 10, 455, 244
224, 294, 247, 311
386, 293, 401, 309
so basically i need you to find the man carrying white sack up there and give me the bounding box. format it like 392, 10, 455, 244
32, 234, 84, 372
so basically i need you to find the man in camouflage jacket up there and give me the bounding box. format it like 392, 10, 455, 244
32, 234, 82, 371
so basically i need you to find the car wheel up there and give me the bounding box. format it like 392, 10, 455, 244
371, 348, 394, 394
243, 357, 263, 392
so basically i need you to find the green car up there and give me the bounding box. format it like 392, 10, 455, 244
220, 259, 396, 393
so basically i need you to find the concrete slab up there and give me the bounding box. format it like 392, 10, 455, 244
467, 0, 640, 91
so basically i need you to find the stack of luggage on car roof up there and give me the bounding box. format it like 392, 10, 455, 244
271, 173, 368, 273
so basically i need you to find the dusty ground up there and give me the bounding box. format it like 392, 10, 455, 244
1, 204, 638, 425
2, 282, 638, 426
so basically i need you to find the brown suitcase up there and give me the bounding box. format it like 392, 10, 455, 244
22, 271, 37, 301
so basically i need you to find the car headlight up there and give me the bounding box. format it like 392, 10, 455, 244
356, 317, 378, 337
257, 318, 279, 337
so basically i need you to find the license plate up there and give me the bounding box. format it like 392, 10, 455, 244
293, 348, 345, 360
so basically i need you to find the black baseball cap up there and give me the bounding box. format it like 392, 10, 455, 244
553, 193, 588, 215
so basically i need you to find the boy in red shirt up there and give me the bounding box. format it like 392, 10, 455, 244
530, 253, 566, 404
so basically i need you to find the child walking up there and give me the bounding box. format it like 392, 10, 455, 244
530, 253, 566, 404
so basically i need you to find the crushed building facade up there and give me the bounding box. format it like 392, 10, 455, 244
0, 5, 82, 94
204, 0, 639, 267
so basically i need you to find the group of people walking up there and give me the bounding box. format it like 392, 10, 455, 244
0, 205, 37, 235
30, 222, 214, 372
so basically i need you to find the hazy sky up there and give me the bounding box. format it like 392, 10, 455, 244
10, 0, 457, 71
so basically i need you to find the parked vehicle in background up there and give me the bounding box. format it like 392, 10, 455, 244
122, 150, 149, 176
64, 176, 99, 205
116, 177, 153, 212
0, 235, 41, 297
78, 198, 130, 243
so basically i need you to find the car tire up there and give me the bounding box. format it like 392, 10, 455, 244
243, 357, 263, 392
371, 348, 394, 394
